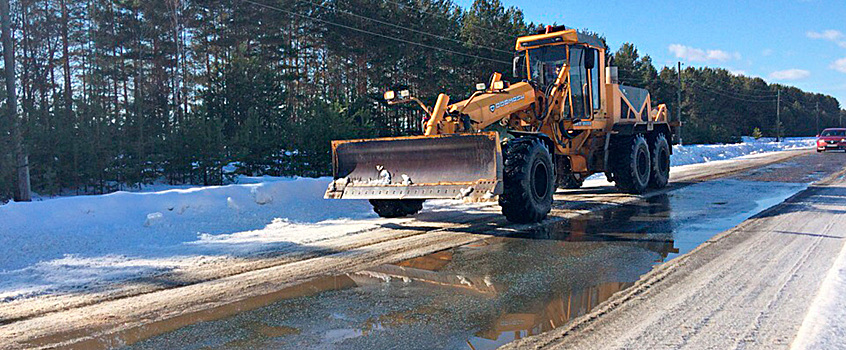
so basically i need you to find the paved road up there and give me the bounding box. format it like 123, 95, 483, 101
0, 149, 824, 350
504, 158, 846, 350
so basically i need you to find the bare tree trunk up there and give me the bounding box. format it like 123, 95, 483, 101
61, 0, 78, 194
1, 0, 31, 201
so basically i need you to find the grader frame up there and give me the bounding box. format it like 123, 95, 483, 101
325, 26, 678, 223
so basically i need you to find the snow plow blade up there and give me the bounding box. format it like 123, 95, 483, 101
325, 132, 503, 200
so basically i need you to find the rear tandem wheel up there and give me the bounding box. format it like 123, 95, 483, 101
611, 134, 652, 194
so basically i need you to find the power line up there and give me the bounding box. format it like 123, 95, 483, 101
586, 68, 778, 102
687, 81, 777, 103
686, 80, 779, 101
616, 67, 779, 97
716, 81, 776, 95
684, 78, 777, 99
686, 74, 777, 94
379, 0, 518, 40
671, 65, 777, 95
689, 84, 777, 103
300, 0, 514, 55
239, 0, 512, 65
614, 66, 779, 98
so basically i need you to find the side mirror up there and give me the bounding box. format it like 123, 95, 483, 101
475, 83, 486, 91
512, 55, 526, 79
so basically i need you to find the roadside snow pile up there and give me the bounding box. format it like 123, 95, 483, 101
0, 137, 815, 301
791, 237, 846, 349
582, 137, 813, 185
0, 177, 380, 300
670, 137, 813, 166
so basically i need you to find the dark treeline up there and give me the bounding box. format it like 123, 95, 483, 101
1, 0, 843, 201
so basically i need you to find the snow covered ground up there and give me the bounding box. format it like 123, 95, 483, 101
0, 137, 814, 301
791, 235, 846, 349
672, 137, 813, 167
582, 137, 814, 184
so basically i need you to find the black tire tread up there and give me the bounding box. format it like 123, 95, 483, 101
370, 199, 424, 218
611, 134, 651, 194
649, 134, 670, 189
499, 138, 554, 223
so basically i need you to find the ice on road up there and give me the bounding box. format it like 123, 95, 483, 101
791, 233, 846, 349
0, 138, 813, 301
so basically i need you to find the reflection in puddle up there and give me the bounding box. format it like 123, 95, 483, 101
470, 281, 633, 346
123, 180, 806, 350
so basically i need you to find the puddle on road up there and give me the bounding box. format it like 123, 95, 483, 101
118, 179, 806, 350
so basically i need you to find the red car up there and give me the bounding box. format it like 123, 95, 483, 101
817, 128, 846, 152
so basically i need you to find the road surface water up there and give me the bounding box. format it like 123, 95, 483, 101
123, 176, 810, 350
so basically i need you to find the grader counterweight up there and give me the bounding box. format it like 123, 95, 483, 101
325, 26, 678, 223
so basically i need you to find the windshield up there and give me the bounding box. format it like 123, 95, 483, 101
527, 45, 567, 87
821, 130, 846, 137
526, 44, 593, 119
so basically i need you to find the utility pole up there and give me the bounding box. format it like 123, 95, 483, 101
1, 0, 31, 202
677, 61, 683, 146
775, 89, 781, 142
815, 102, 820, 136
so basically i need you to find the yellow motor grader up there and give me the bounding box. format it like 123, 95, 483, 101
325, 26, 678, 223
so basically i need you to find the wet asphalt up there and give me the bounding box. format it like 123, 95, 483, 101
125, 152, 844, 350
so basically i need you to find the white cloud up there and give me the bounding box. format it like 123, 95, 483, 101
668, 44, 738, 62
832, 58, 846, 73
807, 29, 846, 48
807, 29, 843, 41
769, 69, 811, 80
762, 48, 773, 56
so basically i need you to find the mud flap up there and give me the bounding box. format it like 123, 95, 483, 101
325, 132, 503, 200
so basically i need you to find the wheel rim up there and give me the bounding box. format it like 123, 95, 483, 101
533, 160, 549, 199
637, 148, 649, 179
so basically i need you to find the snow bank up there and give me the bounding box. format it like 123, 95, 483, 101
0, 177, 379, 300
582, 137, 814, 185
0, 137, 814, 300
671, 137, 813, 167
790, 238, 846, 349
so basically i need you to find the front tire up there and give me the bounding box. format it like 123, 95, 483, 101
370, 199, 424, 218
499, 138, 555, 223
612, 134, 651, 194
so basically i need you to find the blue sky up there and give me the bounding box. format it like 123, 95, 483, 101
455, 0, 846, 106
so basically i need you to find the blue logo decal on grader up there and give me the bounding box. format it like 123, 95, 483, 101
325, 25, 678, 224
489, 95, 526, 113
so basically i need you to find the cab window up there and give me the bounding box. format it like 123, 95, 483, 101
589, 49, 601, 111
528, 45, 567, 87
568, 46, 588, 119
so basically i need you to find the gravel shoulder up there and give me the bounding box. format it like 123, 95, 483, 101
503, 154, 846, 350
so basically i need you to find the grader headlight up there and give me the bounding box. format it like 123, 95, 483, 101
492, 81, 505, 91
383, 90, 396, 101
399, 90, 411, 99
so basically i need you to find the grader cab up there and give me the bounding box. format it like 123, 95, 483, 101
325, 26, 677, 223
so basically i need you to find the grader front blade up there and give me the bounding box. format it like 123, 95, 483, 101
324, 132, 503, 200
